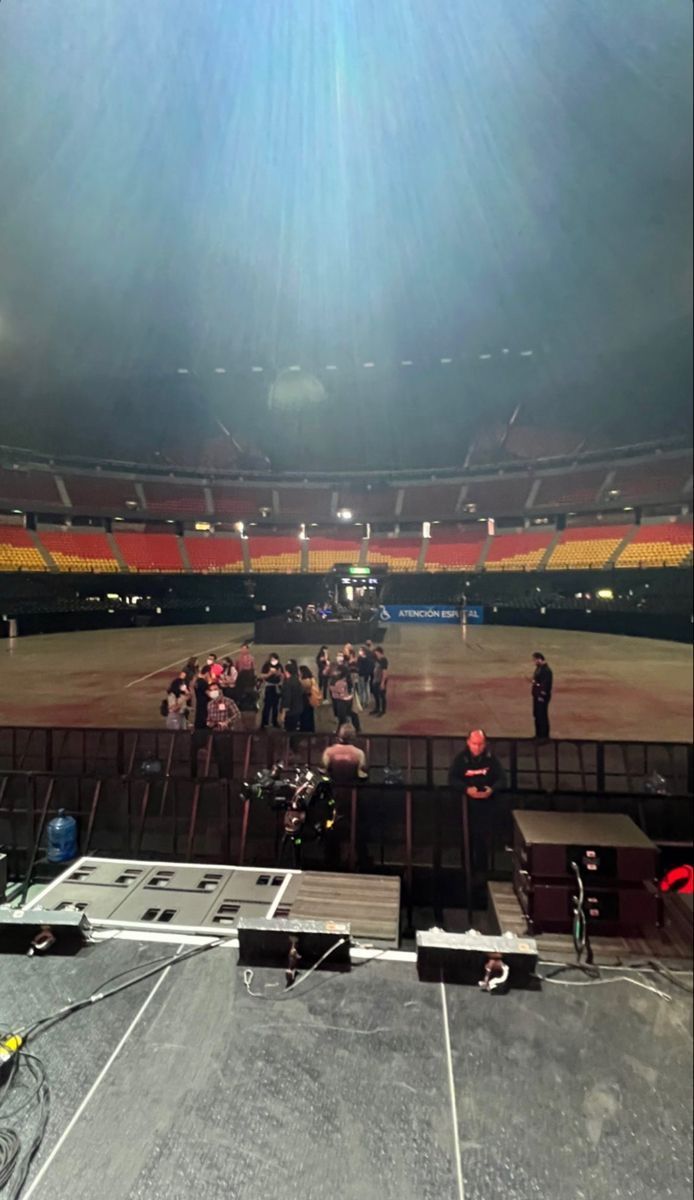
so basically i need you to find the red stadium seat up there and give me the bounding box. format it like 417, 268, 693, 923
547, 525, 630, 569
367, 537, 422, 571
40, 530, 119, 572
485, 530, 553, 571
113, 532, 184, 571
424, 529, 487, 570
616, 521, 693, 568
248, 535, 301, 572
183, 535, 245, 572
0, 526, 47, 571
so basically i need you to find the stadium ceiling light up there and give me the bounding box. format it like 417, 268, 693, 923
325, 365, 338, 371
251, 366, 263, 372
502, 348, 510, 354
400, 360, 413, 366
214, 368, 227, 374
520, 349, 533, 357
440, 357, 452, 364
288, 365, 301, 371
363, 361, 375, 368
11, 508, 23, 514
479, 353, 492, 360
337, 508, 352, 521
176, 367, 190, 374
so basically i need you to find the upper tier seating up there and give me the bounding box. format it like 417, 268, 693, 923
531, 468, 607, 509
141, 481, 207, 515
40, 530, 119, 572
546, 525, 629, 570
210, 486, 274, 518
62, 475, 140, 511
463, 475, 533, 515
113, 533, 184, 571
276, 488, 333, 519
248, 536, 301, 572
400, 483, 463, 520
615, 522, 693, 568
0, 527, 47, 571
183, 536, 245, 572
336, 488, 396, 520
485, 530, 553, 571
424, 530, 487, 570
0, 468, 60, 508
367, 537, 421, 571
307, 537, 362, 572
602, 456, 693, 504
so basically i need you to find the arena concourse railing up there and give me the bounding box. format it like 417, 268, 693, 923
1, 727, 692, 921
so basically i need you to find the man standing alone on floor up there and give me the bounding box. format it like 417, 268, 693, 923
371, 646, 389, 717
531, 651, 553, 740
448, 729, 506, 875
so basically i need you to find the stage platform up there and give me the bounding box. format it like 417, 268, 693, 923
2, 935, 692, 1200
1, 622, 691, 741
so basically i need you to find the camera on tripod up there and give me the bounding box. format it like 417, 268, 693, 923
240, 764, 337, 863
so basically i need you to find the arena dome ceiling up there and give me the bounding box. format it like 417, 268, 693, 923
0, 0, 691, 460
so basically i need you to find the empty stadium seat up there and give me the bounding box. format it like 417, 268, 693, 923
485, 530, 553, 571
183, 536, 245, 572
113, 533, 184, 571
547, 525, 629, 570
140, 481, 207, 515
424, 530, 487, 571
532, 468, 607, 509
367, 538, 422, 571
0, 527, 47, 571
62, 475, 140, 511
0, 467, 61, 508
40, 530, 119, 572
248, 536, 301, 572
616, 522, 693, 568
605, 455, 692, 504
210, 486, 274, 518
307, 537, 362, 572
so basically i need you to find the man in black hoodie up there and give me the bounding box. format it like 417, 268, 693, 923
531, 651, 553, 740
449, 729, 506, 875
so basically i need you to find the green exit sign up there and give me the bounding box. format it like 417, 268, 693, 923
348, 566, 371, 576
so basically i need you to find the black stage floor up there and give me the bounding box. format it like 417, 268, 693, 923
2, 937, 692, 1200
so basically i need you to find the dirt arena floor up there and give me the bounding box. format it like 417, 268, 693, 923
1, 622, 691, 742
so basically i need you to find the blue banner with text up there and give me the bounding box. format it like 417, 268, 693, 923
378, 604, 484, 625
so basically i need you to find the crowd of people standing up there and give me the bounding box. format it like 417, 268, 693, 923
161, 640, 390, 736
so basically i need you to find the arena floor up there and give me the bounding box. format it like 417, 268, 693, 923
1, 622, 691, 742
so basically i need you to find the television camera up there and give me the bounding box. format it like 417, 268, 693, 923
240, 763, 337, 866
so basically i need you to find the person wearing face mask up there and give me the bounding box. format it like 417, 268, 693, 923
260, 653, 284, 729
206, 684, 241, 732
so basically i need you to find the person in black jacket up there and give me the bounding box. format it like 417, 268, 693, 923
531, 651, 553, 740
280, 662, 305, 733
448, 729, 506, 875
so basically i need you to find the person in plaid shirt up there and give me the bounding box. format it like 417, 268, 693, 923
205, 683, 241, 731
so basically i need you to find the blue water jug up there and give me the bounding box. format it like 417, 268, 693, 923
46, 809, 78, 863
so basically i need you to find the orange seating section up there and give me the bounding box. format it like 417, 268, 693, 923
547, 525, 629, 570
248, 536, 301, 572
0, 527, 47, 571
368, 538, 421, 571
616, 522, 693, 568
424, 532, 486, 570
113, 533, 183, 571
307, 537, 362, 572
485, 531, 553, 571
183, 536, 245, 572
40, 531, 119, 572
